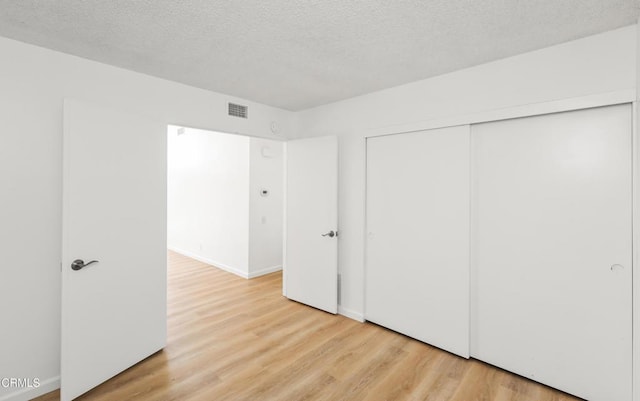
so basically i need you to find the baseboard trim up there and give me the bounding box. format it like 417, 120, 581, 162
338, 306, 365, 323
248, 265, 282, 278
168, 246, 249, 279
0, 376, 60, 401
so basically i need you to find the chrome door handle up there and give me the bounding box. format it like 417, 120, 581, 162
322, 230, 337, 238
71, 259, 99, 271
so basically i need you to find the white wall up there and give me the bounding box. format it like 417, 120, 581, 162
167, 127, 251, 276
295, 25, 637, 320
249, 138, 284, 276
0, 36, 294, 400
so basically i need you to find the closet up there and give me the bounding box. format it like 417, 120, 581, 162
366, 125, 470, 358
365, 104, 633, 401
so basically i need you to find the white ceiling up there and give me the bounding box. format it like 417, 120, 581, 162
0, 1, 637, 111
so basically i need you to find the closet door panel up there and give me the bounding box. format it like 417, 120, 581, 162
471, 104, 632, 401
366, 125, 470, 357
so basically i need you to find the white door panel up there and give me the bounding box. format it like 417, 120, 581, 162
471, 104, 632, 401
366, 126, 470, 357
285, 136, 338, 314
62, 99, 167, 401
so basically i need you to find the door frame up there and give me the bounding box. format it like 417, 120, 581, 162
362, 88, 638, 400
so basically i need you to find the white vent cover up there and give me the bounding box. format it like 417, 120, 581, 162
228, 102, 248, 119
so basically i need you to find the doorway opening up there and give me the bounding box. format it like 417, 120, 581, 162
166, 125, 285, 279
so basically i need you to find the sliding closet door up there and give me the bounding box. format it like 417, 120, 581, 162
472, 104, 632, 401
366, 125, 470, 357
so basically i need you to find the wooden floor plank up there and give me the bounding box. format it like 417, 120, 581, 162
34, 251, 583, 401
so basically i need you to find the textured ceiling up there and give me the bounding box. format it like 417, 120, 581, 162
0, 1, 637, 110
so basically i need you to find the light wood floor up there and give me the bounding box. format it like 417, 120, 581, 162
35, 251, 581, 401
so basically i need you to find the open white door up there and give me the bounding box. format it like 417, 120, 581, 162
285, 136, 338, 314
61, 99, 167, 401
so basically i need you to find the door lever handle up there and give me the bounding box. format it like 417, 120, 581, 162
321, 230, 337, 238
71, 259, 99, 271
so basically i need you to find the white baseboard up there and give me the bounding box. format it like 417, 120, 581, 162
168, 246, 249, 279
338, 306, 365, 323
248, 265, 282, 278
0, 376, 59, 401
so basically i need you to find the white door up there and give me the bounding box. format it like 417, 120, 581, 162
285, 136, 338, 314
61, 99, 167, 401
471, 104, 632, 401
366, 126, 470, 357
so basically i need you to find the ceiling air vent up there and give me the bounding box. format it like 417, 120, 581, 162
228, 102, 248, 119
